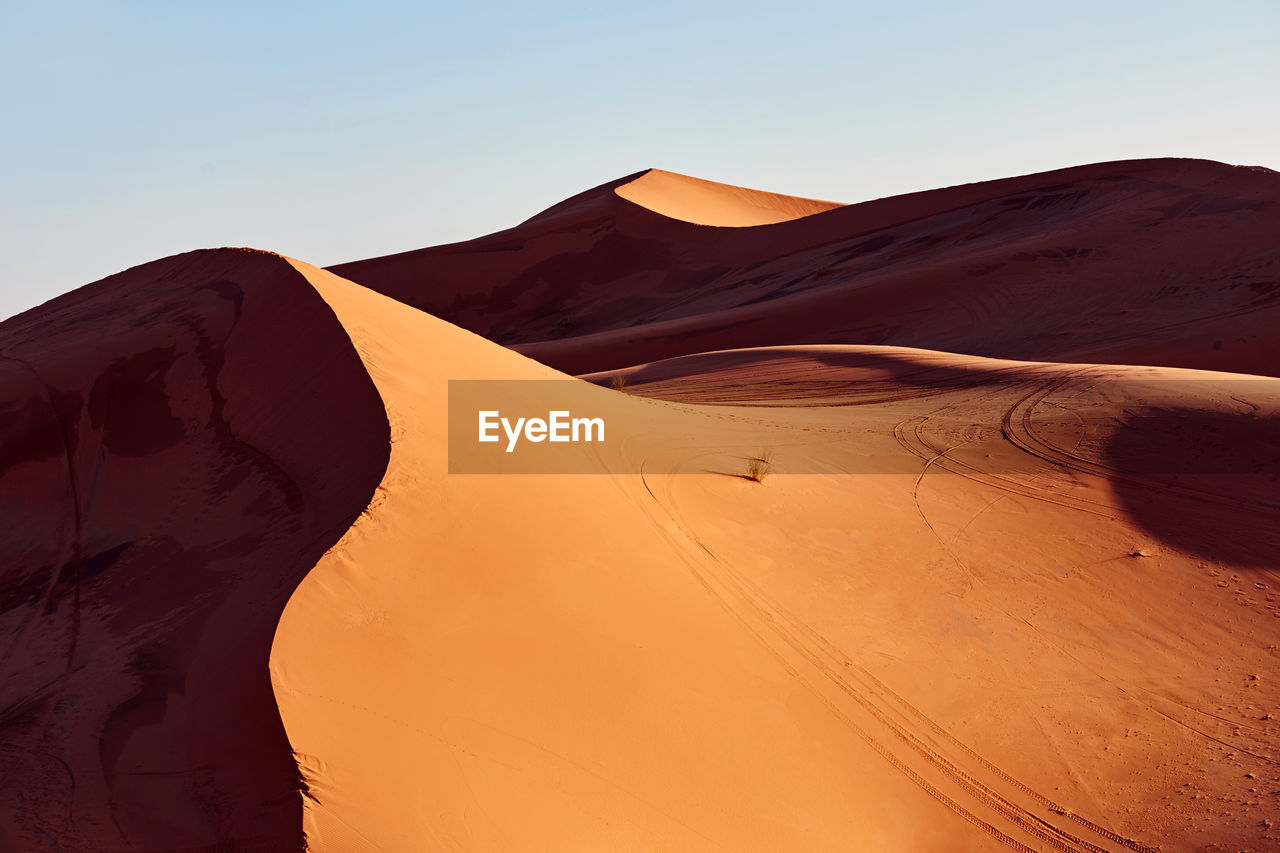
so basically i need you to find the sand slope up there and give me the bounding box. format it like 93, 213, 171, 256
271, 268, 1280, 852
0, 249, 388, 851
614, 168, 844, 226
4, 159, 1278, 852
329, 159, 1280, 377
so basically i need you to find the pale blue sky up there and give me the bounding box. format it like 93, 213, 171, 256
2, 1, 1277, 321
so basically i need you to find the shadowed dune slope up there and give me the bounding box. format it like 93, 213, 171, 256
272, 269, 1280, 852
329, 158, 1280, 377
0, 249, 389, 852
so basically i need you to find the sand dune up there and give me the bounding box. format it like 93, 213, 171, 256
330, 159, 1280, 377
0, 249, 388, 851
614, 168, 845, 226
270, 271, 1279, 851
4, 159, 1279, 851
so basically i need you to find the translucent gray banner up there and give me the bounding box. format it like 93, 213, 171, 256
447, 378, 1280, 483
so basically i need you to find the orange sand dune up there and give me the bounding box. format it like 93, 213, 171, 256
614, 168, 845, 226
270, 270, 1280, 852
329, 159, 1280, 377
4, 160, 1280, 853
0, 250, 388, 851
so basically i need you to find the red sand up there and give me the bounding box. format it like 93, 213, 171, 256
3, 162, 1279, 851
330, 159, 1280, 378
0, 249, 388, 851
274, 274, 1280, 852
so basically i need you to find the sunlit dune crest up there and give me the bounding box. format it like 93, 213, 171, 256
614, 168, 846, 226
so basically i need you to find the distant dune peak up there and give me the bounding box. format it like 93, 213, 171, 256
327, 156, 1280, 377
614, 168, 846, 226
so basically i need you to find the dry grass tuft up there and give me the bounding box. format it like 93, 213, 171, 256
745, 449, 773, 483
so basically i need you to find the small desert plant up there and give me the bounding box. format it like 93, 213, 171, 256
744, 449, 773, 483
610, 375, 629, 393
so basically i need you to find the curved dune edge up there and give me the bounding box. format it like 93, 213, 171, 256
613, 168, 846, 226
271, 263, 1280, 852
578, 343, 1278, 401
0, 248, 389, 852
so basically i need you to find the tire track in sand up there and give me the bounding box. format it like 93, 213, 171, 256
631, 456, 1153, 852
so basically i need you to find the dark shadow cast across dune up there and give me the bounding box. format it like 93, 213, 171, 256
1102, 406, 1280, 570
582, 346, 1033, 405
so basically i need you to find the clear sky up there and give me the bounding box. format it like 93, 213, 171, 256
2, 1, 1277, 321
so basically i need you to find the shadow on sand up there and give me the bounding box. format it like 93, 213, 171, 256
1103, 407, 1280, 570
